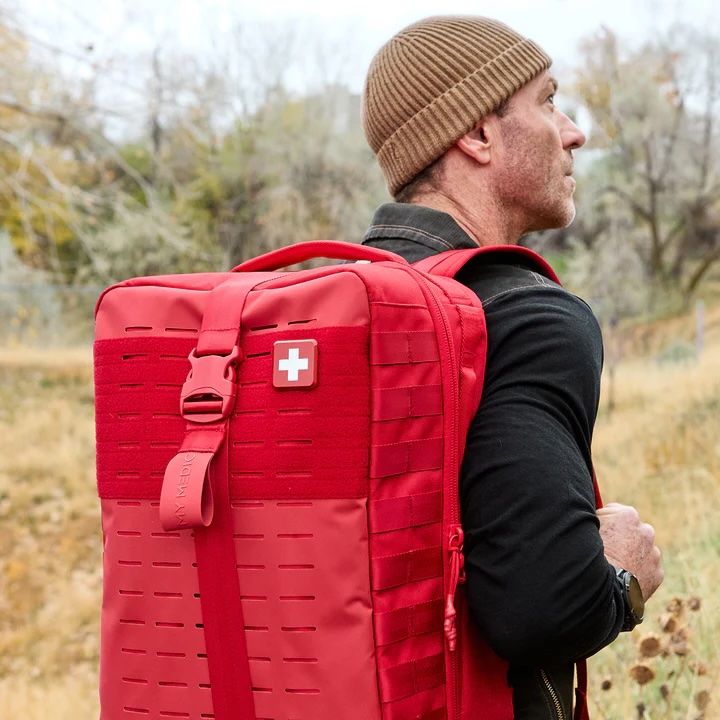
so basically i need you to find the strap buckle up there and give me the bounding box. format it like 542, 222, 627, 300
180, 346, 241, 423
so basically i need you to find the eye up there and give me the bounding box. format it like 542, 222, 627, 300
547, 93, 556, 107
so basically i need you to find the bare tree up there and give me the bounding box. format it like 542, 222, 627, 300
572, 25, 720, 306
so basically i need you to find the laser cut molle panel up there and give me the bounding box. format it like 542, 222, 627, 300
100, 498, 381, 719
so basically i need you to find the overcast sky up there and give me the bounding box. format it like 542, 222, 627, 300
12, 0, 720, 92
5, 0, 718, 144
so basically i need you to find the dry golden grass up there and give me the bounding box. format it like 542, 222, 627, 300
590, 340, 720, 718
0, 351, 100, 715
1, 300, 719, 718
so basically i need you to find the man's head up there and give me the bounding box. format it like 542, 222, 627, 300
362, 16, 586, 234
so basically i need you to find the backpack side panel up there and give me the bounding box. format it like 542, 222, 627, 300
363, 266, 448, 719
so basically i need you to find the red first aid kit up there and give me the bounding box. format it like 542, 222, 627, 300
93, 240, 570, 720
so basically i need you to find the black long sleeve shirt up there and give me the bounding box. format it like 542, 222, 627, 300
363, 202, 625, 718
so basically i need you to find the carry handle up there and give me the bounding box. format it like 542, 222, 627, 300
231, 240, 407, 272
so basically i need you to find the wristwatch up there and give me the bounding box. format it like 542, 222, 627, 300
614, 566, 645, 631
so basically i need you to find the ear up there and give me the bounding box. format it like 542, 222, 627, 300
455, 118, 495, 166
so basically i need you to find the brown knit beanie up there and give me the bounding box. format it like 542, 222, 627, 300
362, 16, 552, 196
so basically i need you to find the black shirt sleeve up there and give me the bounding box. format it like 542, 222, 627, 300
458, 268, 625, 666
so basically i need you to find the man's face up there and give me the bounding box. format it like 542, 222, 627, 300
492, 70, 586, 232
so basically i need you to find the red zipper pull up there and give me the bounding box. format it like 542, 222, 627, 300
444, 525, 465, 652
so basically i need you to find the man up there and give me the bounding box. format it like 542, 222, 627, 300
361, 16, 663, 719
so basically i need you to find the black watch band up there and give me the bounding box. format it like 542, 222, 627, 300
615, 566, 645, 631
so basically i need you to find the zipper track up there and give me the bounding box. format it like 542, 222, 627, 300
540, 669, 565, 720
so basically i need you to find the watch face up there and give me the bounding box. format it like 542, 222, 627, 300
628, 574, 645, 622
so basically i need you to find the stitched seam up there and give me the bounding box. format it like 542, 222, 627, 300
377, 546, 442, 561
374, 437, 443, 449
366, 223, 456, 249
482, 283, 555, 307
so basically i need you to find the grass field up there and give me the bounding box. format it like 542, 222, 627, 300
0, 310, 718, 719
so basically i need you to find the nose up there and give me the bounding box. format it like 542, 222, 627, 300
559, 111, 586, 151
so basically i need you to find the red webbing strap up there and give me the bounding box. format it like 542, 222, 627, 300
574, 659, 590, 720
195, 434, 257, 719
370, 437, 444, 478
374, 598, 444, 646
379, 653, 446, 703
369, 491, 443, 533
413, 245, 561, 284
370, 330, 440, 365
371, 546, 444, 591
159, 275, 263, 720
193, 277, 259, 720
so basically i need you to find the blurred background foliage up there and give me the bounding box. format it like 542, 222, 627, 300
0, 6, 718, 310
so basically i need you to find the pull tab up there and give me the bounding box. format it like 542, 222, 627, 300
160, 451, 215, 531
444, 525, 465, 652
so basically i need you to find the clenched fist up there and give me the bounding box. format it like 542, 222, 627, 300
597, 502, 664, 601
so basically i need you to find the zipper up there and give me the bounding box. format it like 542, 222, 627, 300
444, 524, 465, 651
540, 669, 565, 720
408, 269, 463, 719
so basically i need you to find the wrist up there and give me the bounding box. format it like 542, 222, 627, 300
612, 565, 645, 632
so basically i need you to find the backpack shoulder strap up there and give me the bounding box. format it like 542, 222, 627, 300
413, 245, 561, 285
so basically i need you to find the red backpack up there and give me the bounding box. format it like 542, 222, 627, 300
94, 240, 594, 720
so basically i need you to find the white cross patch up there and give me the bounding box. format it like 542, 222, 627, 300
272, 339, 317, 388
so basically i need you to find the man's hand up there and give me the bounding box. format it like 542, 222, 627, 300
597, 502, 664, 601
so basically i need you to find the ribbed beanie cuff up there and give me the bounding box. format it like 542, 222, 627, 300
362, 17, 552, 196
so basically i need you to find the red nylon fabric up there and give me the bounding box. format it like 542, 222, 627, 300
369, 491, 443, 533
379, 653, 445, 703
413, 245, 561, 285
374, 599, 445, 646
371, 384, 443, 421
370, 330, 440, 365
382, 687, 446, 720
171, 276, 257, 720
193, 275, 262, 356
370, 437, 444, 478
159, 450, 215, 530
574, 660, 590, 720
194, 439, 256, 720
231, 239, 406, 272
371, 546, 444, 591
95, 328, 371, 502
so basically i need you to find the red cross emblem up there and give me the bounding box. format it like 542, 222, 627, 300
272, 340, 318, 388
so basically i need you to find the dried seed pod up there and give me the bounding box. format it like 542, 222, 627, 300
630, 664, 655, 685
689, 661, 708, 676
659, 684, 671, 701
669, 638, 689, 656
688, 596, 702, 612
659, 612, 679, 633
638, 633, 663, 659
601, 677, 612, 691
695, 690, 710, 711
666, 597, 684, 616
